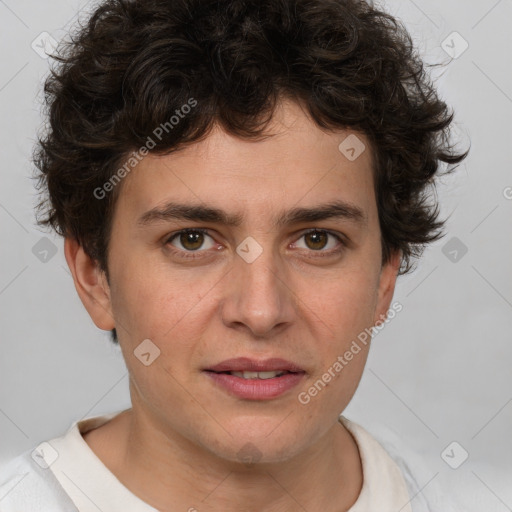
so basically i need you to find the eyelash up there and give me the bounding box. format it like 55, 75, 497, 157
163, 228, 346, 260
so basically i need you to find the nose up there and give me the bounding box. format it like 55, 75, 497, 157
220, 243, 296, 338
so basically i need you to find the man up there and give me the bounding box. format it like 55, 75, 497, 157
0, 0, 466, 510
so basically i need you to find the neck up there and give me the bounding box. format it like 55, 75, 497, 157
84, 406, 363, 512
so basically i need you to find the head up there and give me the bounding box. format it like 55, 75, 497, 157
34, 0, 466, 462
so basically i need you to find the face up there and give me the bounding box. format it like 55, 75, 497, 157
73, 99, 399, 464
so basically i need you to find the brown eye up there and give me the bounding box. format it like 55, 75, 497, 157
304, 230, 329, 250
293, 229, 345, 255
167, 229, 215, 252
179, 231, 204, 250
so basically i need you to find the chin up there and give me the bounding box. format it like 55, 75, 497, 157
200, 425, 306, 466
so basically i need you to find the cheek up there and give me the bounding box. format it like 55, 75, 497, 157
304, 267, 380, 338
297, 268, 379, 396
110, 267, 210, 413
108, 258, 219, 348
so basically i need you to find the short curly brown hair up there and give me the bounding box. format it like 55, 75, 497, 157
34, 0, 467, 344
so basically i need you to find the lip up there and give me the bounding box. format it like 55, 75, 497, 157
205, 357, 305, 373
204, 371, 306, 400
203, 357, 306, 401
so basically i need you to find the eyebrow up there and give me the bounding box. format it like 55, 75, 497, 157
137, 200, 367, 228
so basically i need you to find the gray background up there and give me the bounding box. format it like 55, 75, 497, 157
1, 0, 511, 510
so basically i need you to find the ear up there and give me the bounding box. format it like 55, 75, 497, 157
373, 249, 401, 326
64, 237, 115, 331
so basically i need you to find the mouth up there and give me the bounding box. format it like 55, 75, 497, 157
204, 356, 305, 374
202, 358, 306, 400
204, 369, 302, 380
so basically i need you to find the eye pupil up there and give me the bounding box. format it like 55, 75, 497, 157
181, 231, 204, 250
305, 230, 328, 250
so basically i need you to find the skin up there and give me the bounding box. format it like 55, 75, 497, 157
65, 98, 401, 512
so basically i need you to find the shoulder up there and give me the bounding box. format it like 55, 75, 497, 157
340, 416, 414, 511
0, 450, 78, 512
344, 418, 461, 512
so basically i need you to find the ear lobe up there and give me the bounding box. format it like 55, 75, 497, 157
64, 237, 115, 331
373, 249, 401, 326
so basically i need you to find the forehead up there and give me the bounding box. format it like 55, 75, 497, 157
114, 100, 376, 226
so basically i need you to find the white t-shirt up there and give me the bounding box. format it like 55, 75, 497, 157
0, 410, 449, 511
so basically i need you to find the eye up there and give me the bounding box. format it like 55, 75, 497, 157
293, 229, 345, 255
165, 228, 216, 254
164, 227, 346, 260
